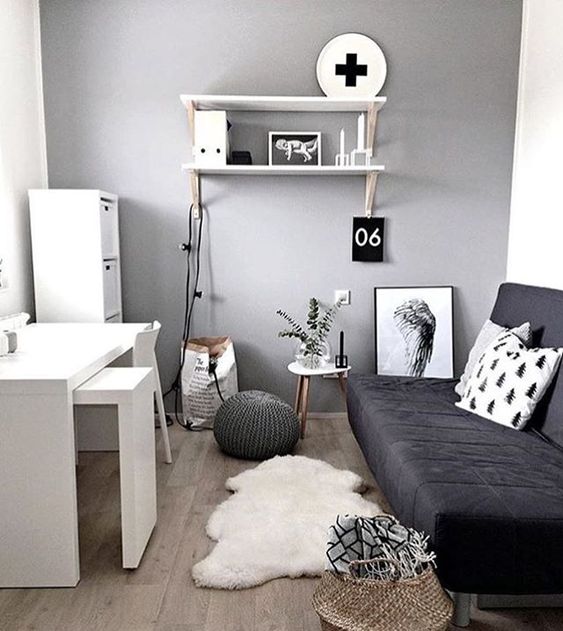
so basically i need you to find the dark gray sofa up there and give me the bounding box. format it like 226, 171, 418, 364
347, 283, 563, 625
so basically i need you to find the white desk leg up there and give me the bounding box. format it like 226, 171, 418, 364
0, 392, 79, 587
118, 380, 157, 569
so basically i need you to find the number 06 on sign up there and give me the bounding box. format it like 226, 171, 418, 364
352, 217, 385, 262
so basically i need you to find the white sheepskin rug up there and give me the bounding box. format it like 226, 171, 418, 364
192, 455, 381, 589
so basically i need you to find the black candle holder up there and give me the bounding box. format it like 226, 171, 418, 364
335, 353, 348, 369
335, 330, 348, 368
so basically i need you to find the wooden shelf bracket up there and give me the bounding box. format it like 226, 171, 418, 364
366, 103, 379, 155
364, 103, 381, 216
186, 100, 201, 219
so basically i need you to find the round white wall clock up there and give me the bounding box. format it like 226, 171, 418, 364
316, 33, 387, 97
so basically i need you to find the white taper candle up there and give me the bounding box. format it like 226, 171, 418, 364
339, 128, 345, 155
357, 113, 365, 151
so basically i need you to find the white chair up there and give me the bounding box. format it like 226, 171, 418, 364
74, 367, 157, 568
133, 321, 172, 464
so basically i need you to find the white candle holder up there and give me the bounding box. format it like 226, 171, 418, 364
350, 148, 372, 166
335, 128, 350, 166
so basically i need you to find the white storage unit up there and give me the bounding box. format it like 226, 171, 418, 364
29, 189, 123, 323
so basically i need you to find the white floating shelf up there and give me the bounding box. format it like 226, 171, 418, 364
181, 164, 385, 176
180, 94, 386, 113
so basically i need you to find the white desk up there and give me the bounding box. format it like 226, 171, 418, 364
0, 323, 149, 587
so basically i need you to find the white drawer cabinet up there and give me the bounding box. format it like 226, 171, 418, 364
100, 197, 119, 257
102, 259, 120, 319
29, 190, 123, 323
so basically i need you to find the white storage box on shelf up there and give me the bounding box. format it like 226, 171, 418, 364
192, 110, 229, 166
29, 189, 123, 323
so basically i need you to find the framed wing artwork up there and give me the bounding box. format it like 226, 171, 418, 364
374, 286, 454, 378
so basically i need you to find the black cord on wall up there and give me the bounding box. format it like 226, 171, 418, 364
162, 203, 205, 430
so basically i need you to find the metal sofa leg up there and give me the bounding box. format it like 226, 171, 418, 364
451, 592, 472, 627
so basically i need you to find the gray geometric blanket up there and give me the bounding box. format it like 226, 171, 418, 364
325, 514, 436, 579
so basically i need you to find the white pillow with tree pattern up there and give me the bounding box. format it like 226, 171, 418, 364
456, 330, 562, 430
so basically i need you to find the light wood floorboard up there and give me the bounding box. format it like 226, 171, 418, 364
2, 416, 563, 630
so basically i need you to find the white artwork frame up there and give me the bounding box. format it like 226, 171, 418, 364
374, 286, 454, 378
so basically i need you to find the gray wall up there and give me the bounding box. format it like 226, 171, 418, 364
40, 0, 522, 412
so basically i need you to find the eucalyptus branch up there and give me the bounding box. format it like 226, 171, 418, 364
276, 298, 341, 363
278, 329, 307, 342
276, 309, 307, 338
317, 300, 342, 343
307, 298, 320, 331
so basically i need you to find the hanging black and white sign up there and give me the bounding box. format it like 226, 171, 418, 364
352, 217, 385, 262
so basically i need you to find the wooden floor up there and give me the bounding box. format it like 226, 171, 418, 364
2, 416, 563, 630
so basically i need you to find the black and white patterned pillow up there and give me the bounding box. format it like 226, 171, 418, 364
456, 330, 562, 430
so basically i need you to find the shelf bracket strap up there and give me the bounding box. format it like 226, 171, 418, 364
189, 170, 200, 219
365, 172, 378, 217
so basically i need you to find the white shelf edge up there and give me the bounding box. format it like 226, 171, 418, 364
180, 94, 386, 113
181, 164, 385, 175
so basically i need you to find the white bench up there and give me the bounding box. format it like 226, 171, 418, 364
74, 367, 156, 569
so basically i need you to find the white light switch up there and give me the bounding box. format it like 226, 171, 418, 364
334, 289, 351, 305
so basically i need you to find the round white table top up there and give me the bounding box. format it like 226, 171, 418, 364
287, 361, 351, 377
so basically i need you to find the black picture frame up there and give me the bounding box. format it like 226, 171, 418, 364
374, 286, 454, 378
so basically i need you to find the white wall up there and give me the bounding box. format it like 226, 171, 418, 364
0, 0, 48, 317
507, 0, 563, 290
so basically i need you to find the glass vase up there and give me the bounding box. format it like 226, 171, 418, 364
295, 340, 331, 370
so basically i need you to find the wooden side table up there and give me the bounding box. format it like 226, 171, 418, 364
288, 361, 351, 438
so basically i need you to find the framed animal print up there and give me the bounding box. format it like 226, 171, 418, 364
374, 286, 454, 378
268, 132, 321, 166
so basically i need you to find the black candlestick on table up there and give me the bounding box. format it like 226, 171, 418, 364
335, 330, 348, 369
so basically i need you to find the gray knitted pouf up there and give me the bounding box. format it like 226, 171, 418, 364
214, 390, 300, 460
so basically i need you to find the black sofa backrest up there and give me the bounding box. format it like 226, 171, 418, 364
491, 282, 563, 445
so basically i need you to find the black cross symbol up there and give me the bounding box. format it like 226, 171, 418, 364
335, 53, 368, 87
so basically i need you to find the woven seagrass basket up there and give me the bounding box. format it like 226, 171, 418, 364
312, 559, 453, 631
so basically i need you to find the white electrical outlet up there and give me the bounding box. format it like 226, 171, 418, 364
334, 289, 351, 305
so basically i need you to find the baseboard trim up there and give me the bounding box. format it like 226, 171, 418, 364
168, 412, 348, 427
307, 412, 348, 420
477, 593, 563, 609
